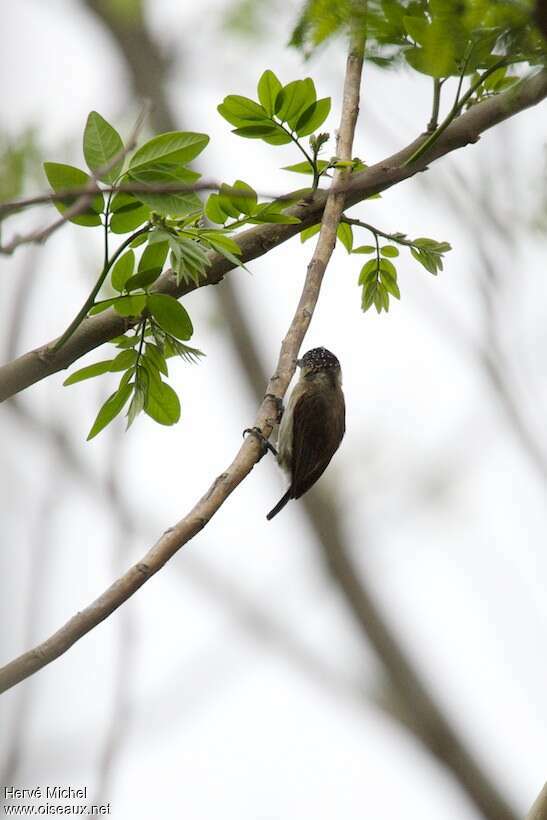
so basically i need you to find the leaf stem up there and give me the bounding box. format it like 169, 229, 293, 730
52, 223, 151, 352
427, 78, 443, 132
403, 57, 507, 167
342, 216, 418, 249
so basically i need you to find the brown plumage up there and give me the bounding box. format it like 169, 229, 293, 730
267, 347, 345, 520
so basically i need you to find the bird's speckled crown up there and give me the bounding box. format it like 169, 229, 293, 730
299, 347, 340, 373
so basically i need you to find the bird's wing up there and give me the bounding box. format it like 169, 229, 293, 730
290, 389, 345, 499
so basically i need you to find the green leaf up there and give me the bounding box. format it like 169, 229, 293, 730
145, 343, 169, 376
283, 159, 330, 175
88, 297, 121, 316
358, 259, 379, 285
170, 237, 210, 284
63, 360, 114, 386
113, 294, 147, 316
294, 97, 331, 137
165, 338, 205, 363
249, 203, 300, 225
43, 162, 104, 227
148, 294, 193, 340
380, 268, 400, 299
276, 79, 316, 128
380, 245, 399, 257
129, 131, 209, 170
124, 268, 162, 291
112, 334, 140, 348
87, 380, 133, 440
145, 380, 181, 426
110, 207, 150, 234
205, 193, 229, 224
139, 240, 168, 272
127, 165, 201, 216
83, 111, 124, 183
352, 245, 376, 254
257, 69, 282, 117
300, 223, 321, 243
232, 125, 283, 139
109, 192, 150, 234
337, 222, 353, 253
111, 250, 135, 292
110, 349, 138, 371
126, 379, 146, 430
379, 258, 397, 276
217, 96, 269, 127
229, 180, 257, 215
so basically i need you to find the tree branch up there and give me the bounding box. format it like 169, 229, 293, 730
528, 783, 547, 820
0, 69, 545, 403
0, 20, 366, 695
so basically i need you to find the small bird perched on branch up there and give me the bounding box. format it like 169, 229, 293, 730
267, 347, 346, 520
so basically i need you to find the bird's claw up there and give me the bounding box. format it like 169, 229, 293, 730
243, 427, 278, 458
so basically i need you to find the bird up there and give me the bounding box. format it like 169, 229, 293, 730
267, 347, 345, 520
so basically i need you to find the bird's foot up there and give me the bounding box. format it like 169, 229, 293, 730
243, 427, 278, 458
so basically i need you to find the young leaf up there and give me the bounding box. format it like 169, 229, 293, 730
83, 111, 124, 183
228, 180, 257, 215
145, 343, 168, 376
113, 294, 147, 316
337, 222, 353, 253
217, 96, 269, 127
352, 245, 376, 254
111, 250, 135, 292
232, 125, 283, 139
277, 79, 316, 128
87, 382, 133, 440
300, 223, 321, 243
129, 132, 209, 170
380, 245, 399, 257
257, 69, 282, 117
148, 293, 193, 340
63, 360, 114, 386
43, 162, 104, 226
282, 159, 330, 175
294, 97, 331, 137
109, 192, 150, 234
124, 268, 162, 291
205, 194, 229, 224
128, 165, 201, 216
145, 380, 181, 426
139, 240, 169, 272
110, 349, 138, 371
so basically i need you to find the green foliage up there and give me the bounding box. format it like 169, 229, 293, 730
83, 112, 124, 183
43, 163, 104, 227
290, 0, 545, 76
343, 221, 451, 314
43, 54, 472, 436
218, 69, 333, 189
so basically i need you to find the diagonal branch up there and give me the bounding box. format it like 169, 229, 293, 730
0, 68, 546, 403
528, 783, 547, 819
0, 19, 367, 695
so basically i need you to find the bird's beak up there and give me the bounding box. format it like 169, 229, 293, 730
296, 358, 303, 368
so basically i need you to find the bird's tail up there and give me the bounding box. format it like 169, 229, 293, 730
266, 488, 292, 520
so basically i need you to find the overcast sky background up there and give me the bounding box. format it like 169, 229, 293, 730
1, 1, 547, 818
